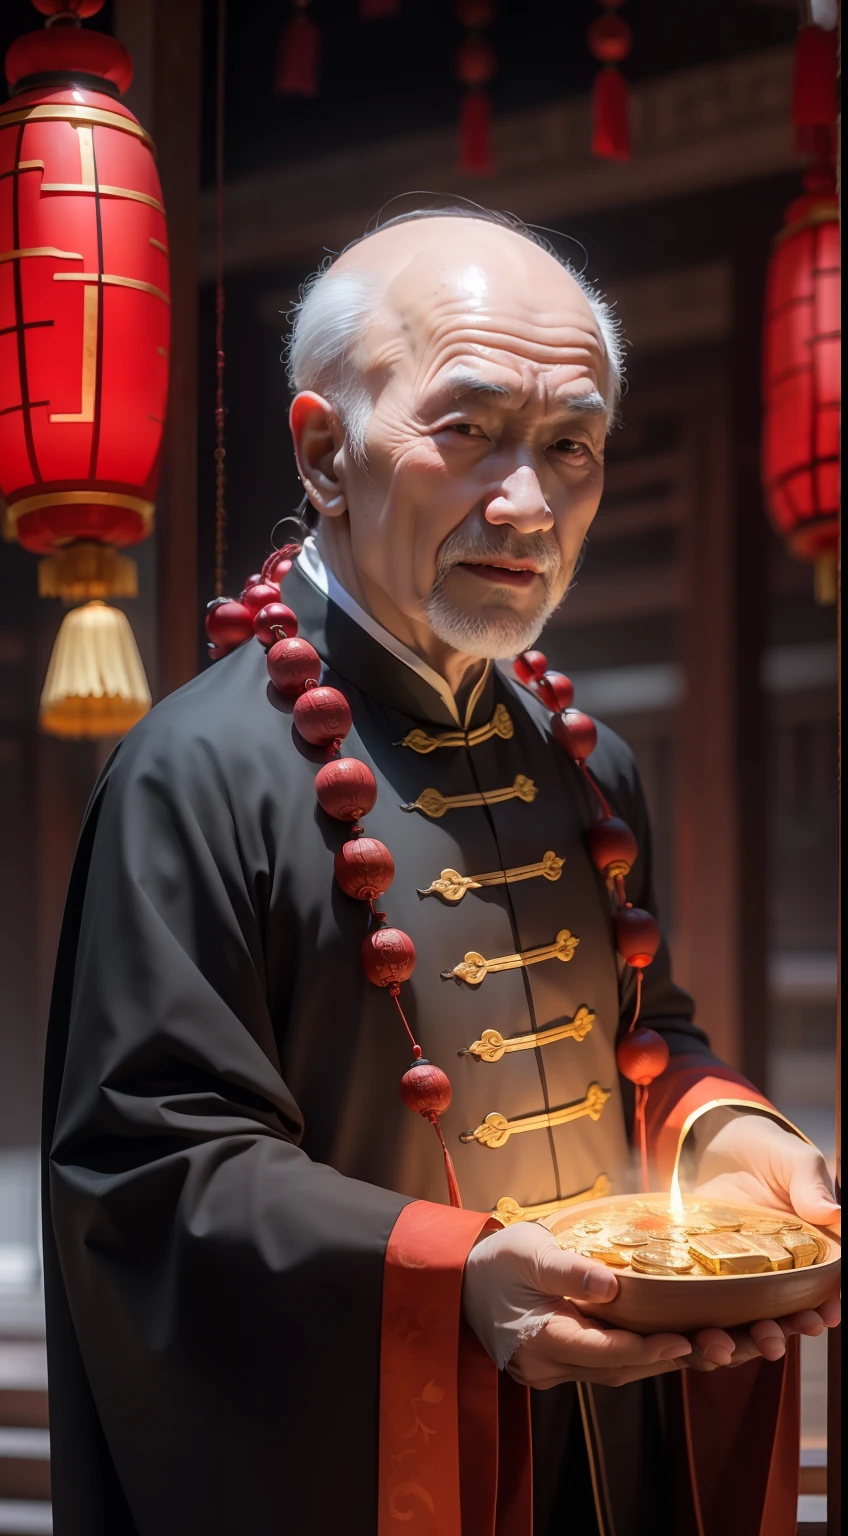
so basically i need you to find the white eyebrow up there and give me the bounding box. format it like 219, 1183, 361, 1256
446, 367, 513, 400
446, 368, 609, 417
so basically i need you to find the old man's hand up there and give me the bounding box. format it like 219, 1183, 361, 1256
463, 1221, 694, 1389
687, 1112, 841, 1368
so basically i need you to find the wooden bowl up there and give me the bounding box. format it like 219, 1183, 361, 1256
562, 1193, 842, 1335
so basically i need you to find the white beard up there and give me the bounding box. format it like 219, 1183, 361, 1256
424, 579, 560, 660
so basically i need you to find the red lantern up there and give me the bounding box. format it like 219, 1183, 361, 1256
0, 9, 169, 557
761, 167, 840, 603
0, 3, 170, 737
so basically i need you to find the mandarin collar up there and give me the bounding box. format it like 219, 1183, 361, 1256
285, 541, 495, 729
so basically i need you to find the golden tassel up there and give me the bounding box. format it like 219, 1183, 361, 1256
39, 600, 151, 740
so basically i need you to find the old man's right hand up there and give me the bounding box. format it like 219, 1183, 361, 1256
462, 1220, 694, 1390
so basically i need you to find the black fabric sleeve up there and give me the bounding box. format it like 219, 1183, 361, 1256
44, 727, 408, 1536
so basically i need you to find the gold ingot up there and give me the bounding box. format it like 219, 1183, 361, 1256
687, 1233, 770, 1275
460, 1083, 610, 1149
493, 1173, 611, 1226
744, 1235, 794, 1272
443, 928, 579, 986
419, 848, 563, 903
462, 1006, 594, 1062
403, 774, 537, 819
779, 1230, 818, 1268
398, 703, 513, 754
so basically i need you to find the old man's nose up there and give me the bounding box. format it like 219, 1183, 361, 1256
484, 465, 553, 533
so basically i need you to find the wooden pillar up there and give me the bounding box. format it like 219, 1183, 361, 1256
676, 303, 769, 1084
116, 0, 203, 699
152, 0, 203, 696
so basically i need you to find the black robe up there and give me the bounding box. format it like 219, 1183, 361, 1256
43, 559, 728, 1536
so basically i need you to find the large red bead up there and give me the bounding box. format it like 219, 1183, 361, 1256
293, 685, 352, 745
399, 1060, 453, 1117
616, 1027, 669, 1087
205, 598, 254, 649
588, 817, 638, 879
334, 837, 395, 900
614, 907, 661, 969
535, 671, 575, 712
267, 637, 321, 696
360, 927, 416, 988
241, 581, 282, 617
513, 650, 548, 685
254, 602, 298, 648
551, 708, 598, 763
315, 758, 377, 821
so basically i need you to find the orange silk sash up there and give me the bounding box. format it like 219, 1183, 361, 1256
379, 1201, 532, 1536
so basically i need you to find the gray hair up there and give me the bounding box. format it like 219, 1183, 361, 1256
286, 206, 625, 460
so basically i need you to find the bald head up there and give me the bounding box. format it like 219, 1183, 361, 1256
288, 208, 616, 676
288, 211, 623, 456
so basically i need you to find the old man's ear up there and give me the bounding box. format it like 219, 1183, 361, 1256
289, 392, 348, 518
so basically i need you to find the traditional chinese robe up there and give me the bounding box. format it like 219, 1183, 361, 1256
42, 547, 798, 1536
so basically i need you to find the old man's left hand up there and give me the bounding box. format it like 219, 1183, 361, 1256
683, 1113, 841, 1373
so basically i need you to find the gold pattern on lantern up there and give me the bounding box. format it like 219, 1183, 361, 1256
460, 1083, 611, 1148
442, 928, 578, 986
494, 1174, 612, 1225
419, 848, 563, 902
398, 703, 513, 753
462, 1006, 594, 1062
403, 774, 537, 819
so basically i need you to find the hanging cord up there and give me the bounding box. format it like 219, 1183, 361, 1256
213, 0, 228, 597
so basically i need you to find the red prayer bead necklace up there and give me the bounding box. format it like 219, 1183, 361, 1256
206, 552, 671, 1204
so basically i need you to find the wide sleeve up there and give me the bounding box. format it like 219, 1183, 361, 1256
590, 725, 774, 1178
43, 725, 501, 1536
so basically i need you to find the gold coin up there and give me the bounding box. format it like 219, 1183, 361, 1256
631, 1245, 694, 1274
579, 1220, 605, 1234
607, 1227, 651, 1247
580, 1244, 631, 1268
681, 1221, 716, 1235
740, 1220, 782, 1236
778, 1217, 803, 1231
699, 1206, 745, 1230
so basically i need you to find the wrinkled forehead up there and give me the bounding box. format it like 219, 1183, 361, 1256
334, 220, 610, 399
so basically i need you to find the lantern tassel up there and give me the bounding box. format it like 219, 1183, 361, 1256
460, 88, 493, 176
275, 12, 320, 96
39, 601, 151, 740
792, 23, 837, 159
592, 65, 630, 162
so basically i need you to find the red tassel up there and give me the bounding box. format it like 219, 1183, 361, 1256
275, 12, 320, 96
634, 1085, 650, 1192
459, 88, 493, 176
792, 24, 837, 159
359, 0, 398, 16
592, 65, 629, 161
430, 1115, 463, 1208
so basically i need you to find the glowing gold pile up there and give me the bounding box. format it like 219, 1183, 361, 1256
540, 1200, 826, 1277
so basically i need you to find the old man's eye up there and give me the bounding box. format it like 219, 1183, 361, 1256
552, 437, 590, 462
447, 421, 488, 438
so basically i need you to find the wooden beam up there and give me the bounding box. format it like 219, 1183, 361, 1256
203, 48, 801, 276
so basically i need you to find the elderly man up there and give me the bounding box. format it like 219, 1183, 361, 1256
44, 210, 839, 1536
